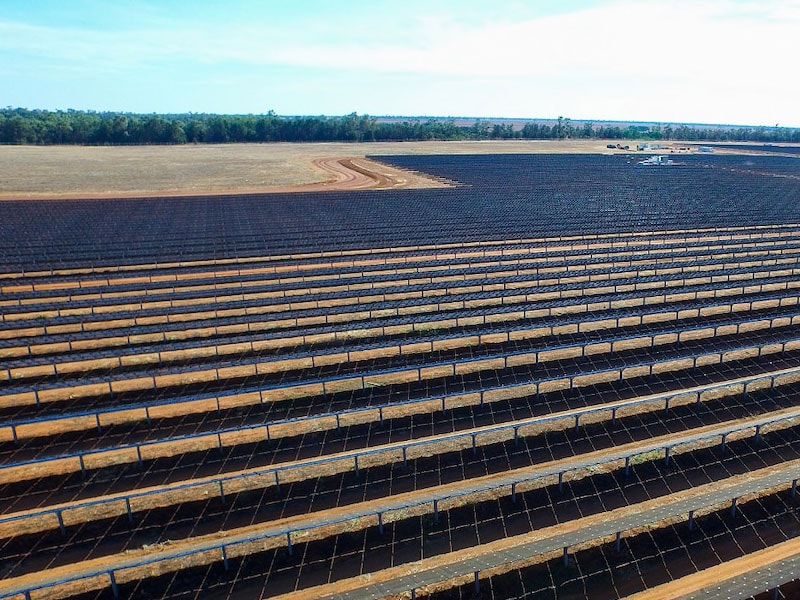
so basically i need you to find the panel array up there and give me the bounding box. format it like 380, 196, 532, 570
1, 154, 800, 600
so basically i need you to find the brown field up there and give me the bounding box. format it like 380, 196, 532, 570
0, 139, 639, 199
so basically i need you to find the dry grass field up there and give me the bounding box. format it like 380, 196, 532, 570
0, 139, 623, 199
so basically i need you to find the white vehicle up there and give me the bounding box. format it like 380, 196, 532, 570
638, 155, 674, 166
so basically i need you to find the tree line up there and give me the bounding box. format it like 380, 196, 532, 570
2, 108, 799, 145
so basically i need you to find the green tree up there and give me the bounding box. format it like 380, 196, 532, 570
169, 121, 187, 144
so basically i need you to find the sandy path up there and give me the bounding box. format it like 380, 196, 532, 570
256, 157, 452, 193
626, 536, 800, 599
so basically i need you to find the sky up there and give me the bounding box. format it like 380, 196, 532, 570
2, 0, 799, 126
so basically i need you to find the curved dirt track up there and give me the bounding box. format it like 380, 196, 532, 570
294, 157, 452, 192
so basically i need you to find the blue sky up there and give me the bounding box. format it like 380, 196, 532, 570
3, 0, 799, 126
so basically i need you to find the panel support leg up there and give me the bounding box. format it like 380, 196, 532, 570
109, 572, 119, 599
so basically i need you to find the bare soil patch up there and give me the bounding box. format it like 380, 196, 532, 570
0, 140, 627, 200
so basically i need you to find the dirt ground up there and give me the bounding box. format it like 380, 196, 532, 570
625, 536, 800, 599
0, 139, 635, 200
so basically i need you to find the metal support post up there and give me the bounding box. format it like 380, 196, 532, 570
57, 512, 66, 536
730, 498, 737, 518
109, 572, 119, 598
615, 531, 622, 552
474, 571, 480, 595
624, 456, 631, 478
688, 510, 695, 531
563, 546, 569, 567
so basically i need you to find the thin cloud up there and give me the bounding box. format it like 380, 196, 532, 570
2, 0, 799, 124
4, 1, 797, 78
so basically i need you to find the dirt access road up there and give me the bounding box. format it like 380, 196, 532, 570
304, 157, 452, 192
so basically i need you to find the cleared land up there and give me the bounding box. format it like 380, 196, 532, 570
0, 139, 648, 199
